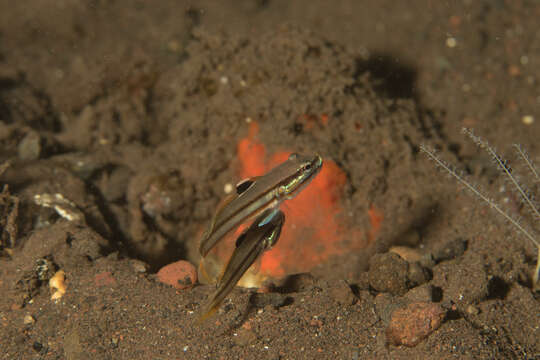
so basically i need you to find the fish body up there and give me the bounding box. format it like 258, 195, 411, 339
199, 153, 322, 257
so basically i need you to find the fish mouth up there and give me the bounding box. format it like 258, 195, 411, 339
286, 154, 323, 199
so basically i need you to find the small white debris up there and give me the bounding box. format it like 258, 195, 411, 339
49, 270, 67, 301
446, 37, 457, 48
34, 193, 84, 222
220, 76, 228, 85
245, 117, 252, 123
240, 80, 247, 87
23, 314, 35, 325
224, 183, 234, 194
522, 115, 534, 125
183, 346, 189, 352
520, 55, 529, 65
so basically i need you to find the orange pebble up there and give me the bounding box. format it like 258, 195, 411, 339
157, 260, 197, 290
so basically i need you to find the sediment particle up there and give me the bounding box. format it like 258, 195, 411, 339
386, 302, 446, 347
369, 253, 409, 295
157, 260, 197, 290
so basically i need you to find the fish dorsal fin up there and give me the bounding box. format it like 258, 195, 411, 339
235, 177, 259, 195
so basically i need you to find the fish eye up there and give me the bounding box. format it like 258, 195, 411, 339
304, 163, 312, 171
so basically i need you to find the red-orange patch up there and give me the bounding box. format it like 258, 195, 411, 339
211, 121, 383, 281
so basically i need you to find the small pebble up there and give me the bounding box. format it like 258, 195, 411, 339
23, 314, 35, 325
328, 280, 356, 305
129, 259, 149, 273
435, 256, 488, 304
157, 260, 197, 290
369, 253, 409, 295
386, 302, 446, 347
389, 246, 422, 262
407, 263, 431, 287
404, 284, 435, 303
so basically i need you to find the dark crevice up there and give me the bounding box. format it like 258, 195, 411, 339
487, 276, 510, 300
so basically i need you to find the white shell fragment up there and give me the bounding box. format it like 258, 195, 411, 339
49, 270, 67, 301
33, 193, 84, 222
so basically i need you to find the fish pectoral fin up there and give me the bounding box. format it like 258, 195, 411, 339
256, 207, 281, 227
